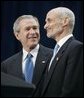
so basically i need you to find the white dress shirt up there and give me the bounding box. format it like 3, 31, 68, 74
22, 44, 39, 74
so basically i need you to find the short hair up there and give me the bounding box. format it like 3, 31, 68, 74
53, 7, 75, 33
13, 15, 40, 33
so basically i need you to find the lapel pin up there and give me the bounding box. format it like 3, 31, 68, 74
56, 57, 59, 61
42, 61, 46, 63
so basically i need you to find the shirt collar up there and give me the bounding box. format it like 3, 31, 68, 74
57, 34, 73, 48
23, 44, 39, 61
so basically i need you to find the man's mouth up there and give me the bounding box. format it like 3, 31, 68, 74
28, 36, 37, 39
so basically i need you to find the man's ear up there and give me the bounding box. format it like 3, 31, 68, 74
14, 32, 20, 40
62, 17, 69, 27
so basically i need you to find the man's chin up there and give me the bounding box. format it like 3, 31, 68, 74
30, 43, 38, 49
47, 34, 52, 38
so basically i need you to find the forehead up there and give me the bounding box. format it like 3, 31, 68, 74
46, 10, 58, 21
19, 18, 38, 27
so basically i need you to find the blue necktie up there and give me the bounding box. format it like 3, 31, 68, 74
24, 53, 34, 83
48, 44, 59, 70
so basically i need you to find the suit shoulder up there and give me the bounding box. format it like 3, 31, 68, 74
40, 44, 53, 52
67, 39, 83, 53
69, 38, 83, 48
73, 39, 83, 45
2, 51, 22, 64
39, 44, 53, 57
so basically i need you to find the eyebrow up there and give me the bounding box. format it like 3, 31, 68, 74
45, 18, 51, 22
25, 25, 38, 28
24, 25, 39, 30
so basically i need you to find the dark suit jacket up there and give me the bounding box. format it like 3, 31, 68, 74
34, 37, 83, 97
1, 44, 53, 87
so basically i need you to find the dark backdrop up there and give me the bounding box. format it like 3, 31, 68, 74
1, 1, 83, 62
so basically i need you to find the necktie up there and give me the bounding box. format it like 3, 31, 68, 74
48, 44, 59, 70
24, 53, 34, 83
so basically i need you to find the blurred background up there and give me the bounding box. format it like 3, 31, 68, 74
1, 1, 83, 62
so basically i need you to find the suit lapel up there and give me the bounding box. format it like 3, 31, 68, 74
32, 45, 49, 86
41, 37, 74, 95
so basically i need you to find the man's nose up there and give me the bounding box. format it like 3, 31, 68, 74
30, 28, 35, 34
44, 24, 47, 29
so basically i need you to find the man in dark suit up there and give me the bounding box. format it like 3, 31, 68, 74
34, 7, 83, 97
1, 15, 53, 87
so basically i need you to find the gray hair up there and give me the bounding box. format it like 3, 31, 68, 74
13, 15, 40, 33
54, 7, 75, 33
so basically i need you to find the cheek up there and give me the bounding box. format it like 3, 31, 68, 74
27, 37, 39, 44
50, 23, 55, 30
20, 31, 40, 44
50, 25, 56, 33
17, 33, 23, 41
18, 33, 27, 44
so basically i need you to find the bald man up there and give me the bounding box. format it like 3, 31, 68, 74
33, 7, 83, 97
